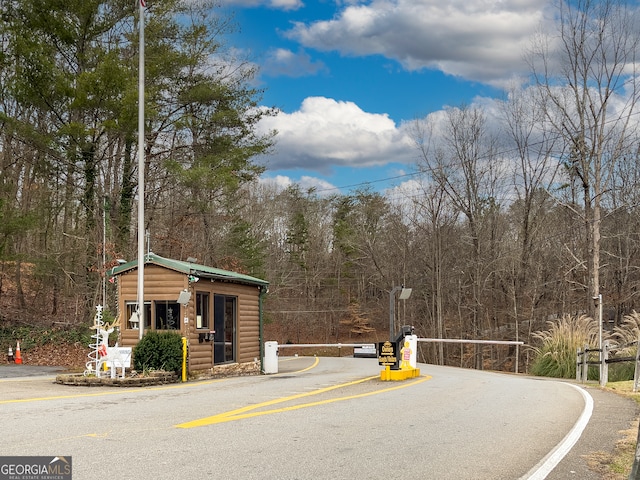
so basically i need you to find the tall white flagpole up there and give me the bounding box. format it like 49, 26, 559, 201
137, 0, 146, 340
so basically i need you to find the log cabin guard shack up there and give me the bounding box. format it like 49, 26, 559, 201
108, 253, 269, 374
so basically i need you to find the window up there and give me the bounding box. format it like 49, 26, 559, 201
155, 301, 180, 330
125, 302, 151, 330
196, 292, 210, 329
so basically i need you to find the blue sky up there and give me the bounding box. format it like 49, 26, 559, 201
217, 0, 551, 195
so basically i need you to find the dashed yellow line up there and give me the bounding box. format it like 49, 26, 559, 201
175, 374, 431, 428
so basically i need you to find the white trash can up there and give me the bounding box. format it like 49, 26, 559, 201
263, 341, 278, 374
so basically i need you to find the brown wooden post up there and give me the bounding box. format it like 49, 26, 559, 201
576, 347, 581, 382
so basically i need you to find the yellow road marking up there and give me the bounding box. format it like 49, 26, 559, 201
0, 356, 319, 404
0, 378, 227, 404
216, 374, 378, 419
276, 356, 319, 373
84, 432, 111, 438
176, 374, 431, 428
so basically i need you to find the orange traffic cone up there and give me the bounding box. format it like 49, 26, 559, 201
15, 341, 22, 364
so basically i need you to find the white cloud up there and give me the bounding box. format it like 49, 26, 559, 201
262, 48, 328, 77
258, 174, 338, 195
258, 174, 294, 190
385, 178, 422, 201
256, 96, 416, 171
216, 0, 303, 10
297, 175, 337, 192
285, 0, 554, 86
384, 178, 424, 217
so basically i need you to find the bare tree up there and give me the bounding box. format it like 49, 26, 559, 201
410, 181, 457, 365
604, 150, 640, 323
414, 105, 506, 369
527, 0, 640, 314
498, 85, 561, 368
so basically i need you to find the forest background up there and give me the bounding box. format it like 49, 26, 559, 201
2, 0, 640, 372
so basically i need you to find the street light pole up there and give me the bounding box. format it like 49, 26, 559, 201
389, 286, 401, 340
389, 286, 412, 340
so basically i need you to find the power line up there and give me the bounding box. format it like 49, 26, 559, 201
276, 80, 640, 197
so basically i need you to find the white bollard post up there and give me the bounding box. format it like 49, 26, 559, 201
263, 341, 278, 374
600, 340, 609, 387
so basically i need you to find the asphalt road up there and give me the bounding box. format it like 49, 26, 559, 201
0, 358, 637, 479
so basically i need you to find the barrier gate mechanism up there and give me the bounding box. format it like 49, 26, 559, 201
262, 339, 418, 377
262, 333, 523, 379
378, 325, 420, 381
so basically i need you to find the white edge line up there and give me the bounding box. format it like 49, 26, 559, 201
521, 382, 594, 480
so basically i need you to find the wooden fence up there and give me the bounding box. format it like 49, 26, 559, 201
576, 339, 640, 390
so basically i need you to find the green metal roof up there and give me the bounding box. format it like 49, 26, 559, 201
109, 253, 268, 287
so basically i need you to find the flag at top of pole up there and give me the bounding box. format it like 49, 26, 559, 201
140, 0, 146, 7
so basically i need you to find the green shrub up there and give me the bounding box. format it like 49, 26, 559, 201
608, 362, 635, 382
133, 331, 183, 373
530, 314, 600, 379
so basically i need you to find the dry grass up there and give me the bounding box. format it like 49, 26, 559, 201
585, 422, 637, 479
613, 312, 640, 360
593, 381, 640, 479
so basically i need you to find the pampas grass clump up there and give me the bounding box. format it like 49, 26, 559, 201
530, 315, 599, 379
609, 311, 640, 382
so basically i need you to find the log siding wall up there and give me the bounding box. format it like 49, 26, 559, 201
116, 264, 263, 372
